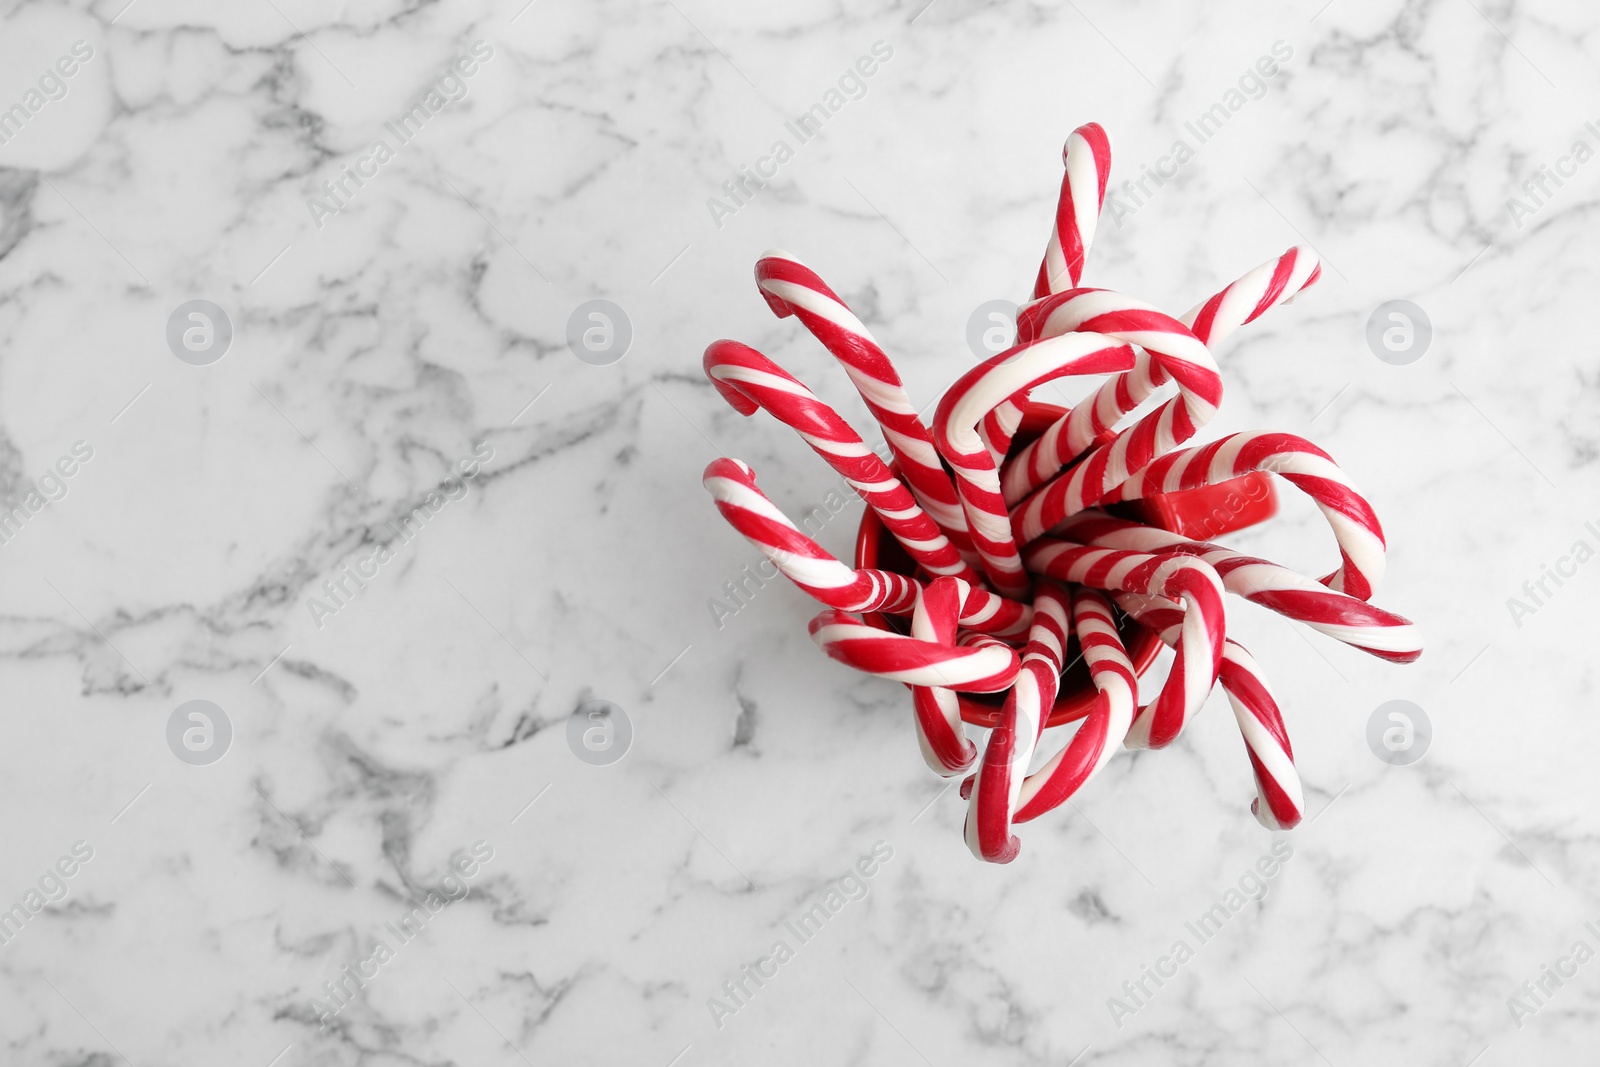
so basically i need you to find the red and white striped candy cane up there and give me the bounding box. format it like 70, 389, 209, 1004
703, 459, 1031, 635
933, 335, 1135, 598
1096, 431, 1387, 601
705, 458, 919, 615
704, 340, 982, 586
1010, 588, 1139, 825
1001, 289, 1223, 504
963, 583, 1073, 862
1117, 593, 1304, 829
754, 252, 972, 553
809, 603, 1019, 694
1059, 511, 1421, 663
979, 123, 1116, 462
1023, 540, 1226, 748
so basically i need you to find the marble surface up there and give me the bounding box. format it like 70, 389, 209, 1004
0, 0, 1594, 1063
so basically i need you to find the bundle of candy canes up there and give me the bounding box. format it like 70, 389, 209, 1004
701, 123, 1422, 863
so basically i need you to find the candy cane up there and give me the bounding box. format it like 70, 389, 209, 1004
704, 340, 982, 586
1001, 290, 1223, 504
1117, 593, 1304, 830
1059, 511, 1421, 663
754, 252, 972, 552
704, 459, 1030, 635
705, 458, 919, 615
1006, 589, 1139, 833
807, 610, 1019, 690
963, 583, 1072, 862
1096, 431, 1387, 601
978, 123, 1116, 463
1023, 540, 1225, 747
933, 335, 1135, 597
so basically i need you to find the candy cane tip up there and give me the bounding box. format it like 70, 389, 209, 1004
753, 252, 806, 316
986, 839, 1022, 864
1365, 646, 1424, 664
1252, 799, 1301, 831
702, 457, 749, 482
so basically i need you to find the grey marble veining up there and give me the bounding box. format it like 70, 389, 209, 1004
0, 0, 1594, 1064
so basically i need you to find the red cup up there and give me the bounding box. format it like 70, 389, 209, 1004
851, 401, 1276, 729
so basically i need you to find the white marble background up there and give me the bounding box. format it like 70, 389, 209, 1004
0, 0, 1593, 1063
